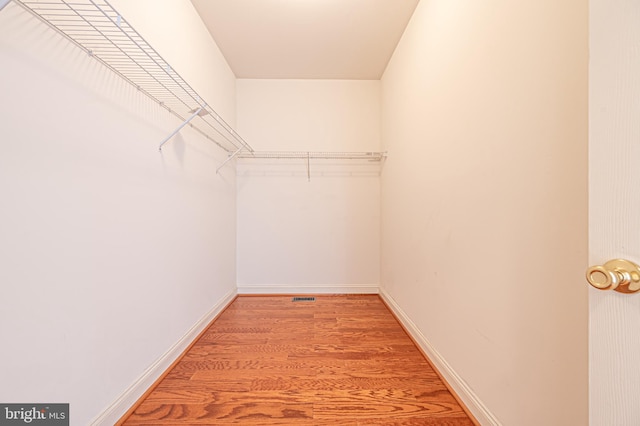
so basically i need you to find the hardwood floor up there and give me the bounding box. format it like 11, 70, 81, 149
120, 295, 475, 425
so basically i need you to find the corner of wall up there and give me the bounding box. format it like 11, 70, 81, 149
91, 289, 237, 425
379, 289, 501, 425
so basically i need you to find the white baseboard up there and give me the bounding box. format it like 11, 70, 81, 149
379, 288, 501, 426
237, 283, 379, 295
90, 288, 237, 426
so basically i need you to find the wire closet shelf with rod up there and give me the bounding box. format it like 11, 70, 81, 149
4, 0, 387, 172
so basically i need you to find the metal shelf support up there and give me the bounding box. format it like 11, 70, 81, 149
216, 146, 243, 174
159, 106, 205, 151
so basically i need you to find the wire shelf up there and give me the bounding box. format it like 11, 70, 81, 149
8, 0, 388, 170
237, 151, 387, 161
237, 151, 386, 181
12, 0, 253, 154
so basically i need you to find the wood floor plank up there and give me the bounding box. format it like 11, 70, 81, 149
312, 388, 464, 420
120, 295, 475, 425
124, 400, 314, 425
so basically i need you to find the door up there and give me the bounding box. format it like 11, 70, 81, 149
589, 0, 640, 424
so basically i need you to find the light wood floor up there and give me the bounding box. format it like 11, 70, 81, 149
120, 295, 475, 425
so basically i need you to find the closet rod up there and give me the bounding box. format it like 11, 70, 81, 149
237, 151, 386, 181
10, 0, 253, 155
237, 151, 387, 161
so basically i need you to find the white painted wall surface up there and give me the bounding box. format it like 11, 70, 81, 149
236, 80, 380, 293
589, 0, 640, 424
380, 1, 588, 424
0, 1, 237, 424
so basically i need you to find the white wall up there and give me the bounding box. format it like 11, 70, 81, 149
236, 80, 380, 293
0, 1, 237, 424
380, 1, 588, 424
589, 0, 640, 424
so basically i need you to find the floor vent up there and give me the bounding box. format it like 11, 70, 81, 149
292, 297, 316, 302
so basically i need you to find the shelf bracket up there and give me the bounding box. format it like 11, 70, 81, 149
158, 106, 205, 151
216, 145, 243, 174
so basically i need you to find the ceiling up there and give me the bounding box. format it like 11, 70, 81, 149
190, 0, 419, 80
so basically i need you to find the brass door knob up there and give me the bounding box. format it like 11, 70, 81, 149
586, 259, 640, 293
